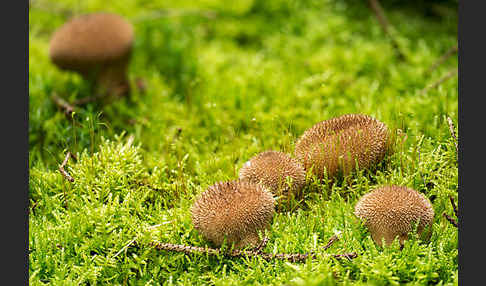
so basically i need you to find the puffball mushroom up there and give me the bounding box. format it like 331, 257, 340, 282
239, 150, 306, 199
294, 114, 390, 180
190, 180, 275, 249
354, 185, 435, 247
49, 13, 134, 98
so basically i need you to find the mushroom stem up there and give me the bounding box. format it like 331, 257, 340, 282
94, 60, 132, 101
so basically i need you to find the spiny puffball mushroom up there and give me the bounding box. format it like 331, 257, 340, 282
190, 180, 275, 249
239, 150, 306, 199
294, 114, 390, 180
49, 13, 134, 98
354, 185, 435, 247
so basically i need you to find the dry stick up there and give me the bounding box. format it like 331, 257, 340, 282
113, 238, 138, 258
426, 44, 458, 74
446, 116, 459, 158
416, 140, 427, 190
148, 242, 357, 263
421, 68, 458, 94
322, 234, 340, 251
367, 0, 405, 60
450, 196, 458, 218
253, 236, 269, 254
443, 213, 458, 228
59, 152, 75, 183
112, 221, 175, 259
51, 94, 76, 117
58, 151, 76, 209
117, 224, 169, 256
28, 201, 38, 215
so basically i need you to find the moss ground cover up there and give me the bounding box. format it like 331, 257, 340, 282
29, 0, 458, 284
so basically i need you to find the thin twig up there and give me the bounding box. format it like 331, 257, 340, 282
113, 238, 138, 258
450, 196, 458, 218
416, 139, 427, 190
426, 44, 458, 74
29, 201, 38, 215
147, 221, 174, 230
147, 241, 357, 263
368, 0, 391, 33
367, 0, 405, 60
446, 116, 458, 157
443, 213, 458, 228
59, 152, 74, 182
253, 236, 269, 254
331, 253, 358, 261
112, 222, 173, 259
421, 68, 458, 94
51, 94, 75, 117
322, 234, 340, 251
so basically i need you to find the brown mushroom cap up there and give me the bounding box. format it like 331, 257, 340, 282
190, 180, 275, 249
294, 114, 390, 180
49, 13, 134, 75
354, 185, 435, 247
239, 150, 306, 198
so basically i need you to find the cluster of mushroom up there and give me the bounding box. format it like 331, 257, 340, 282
48, 13, 435, 250
191, 113, 435, 249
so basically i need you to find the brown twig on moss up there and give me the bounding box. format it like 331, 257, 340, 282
331, 252, 358, 260
446, 116, 458, 158
51, 94, 76, 117
322, 234, 340, 251
426, 44, 458, 74
147, 241, 357, 263
113, 238, 138, 258
416, 138, 428, 191
59, 151, 75, 182
253, 236, 269, 254
421, 68, 458, 94
450, 196, 458, 219
29, 201, 38, 215
443, 213, 458, 228
367, 0, 405, 60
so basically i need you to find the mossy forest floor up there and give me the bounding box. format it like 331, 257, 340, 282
29, 0, 458, 284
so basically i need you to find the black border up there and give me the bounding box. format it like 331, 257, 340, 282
8, 0, 29, 284
458, 0, 484, 285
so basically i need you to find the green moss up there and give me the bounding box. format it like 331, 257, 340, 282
29, 0, 457, 284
